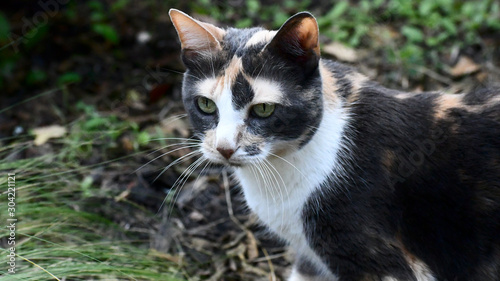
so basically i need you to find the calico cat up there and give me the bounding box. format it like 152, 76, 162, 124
169, 9, 500, 281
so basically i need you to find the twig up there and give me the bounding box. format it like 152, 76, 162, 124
262, 248, 277, 281
416, 66, 453, 85
223, 169, 247, 232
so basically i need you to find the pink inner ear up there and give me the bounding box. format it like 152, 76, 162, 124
169, 9, 224, 52
296, 18, 320, 56
267, 12, 320, 61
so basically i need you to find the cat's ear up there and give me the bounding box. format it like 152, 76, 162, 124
169, 9, 225, 58
266, 12, 320, 67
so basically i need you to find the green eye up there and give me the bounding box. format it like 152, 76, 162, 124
197, 97, 217, 114
252, 103, 275, 118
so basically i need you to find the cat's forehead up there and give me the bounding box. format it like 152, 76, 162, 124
195, 55, 282, 107
243, 30, 278, 48
223, 28, 276, 55
192, 28, 284, 109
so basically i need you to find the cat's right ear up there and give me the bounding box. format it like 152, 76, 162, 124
169, 9, 225, 59
266, 12, 320, 71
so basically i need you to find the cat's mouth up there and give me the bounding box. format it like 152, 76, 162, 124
227, 161, 243, 167
201, 144, 267, 168
213, 157, 246, 167
204, 153, 253, 168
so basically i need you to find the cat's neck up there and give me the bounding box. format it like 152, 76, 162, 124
234, 89, 350, 232
319, 59, 369, 108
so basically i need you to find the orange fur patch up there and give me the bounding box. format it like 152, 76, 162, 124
319, 61, 340, 108
346, 72, 368, 104
202, 57, 243, 100
381, 149, 396, 170
434, 94, 465, 119
297, 17, 320, 56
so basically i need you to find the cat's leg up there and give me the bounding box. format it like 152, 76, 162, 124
288, 256, 337, 281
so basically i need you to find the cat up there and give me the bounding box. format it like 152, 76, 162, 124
169, 9, 500, 281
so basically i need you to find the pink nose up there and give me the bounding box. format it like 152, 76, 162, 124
217, 147, 235, 159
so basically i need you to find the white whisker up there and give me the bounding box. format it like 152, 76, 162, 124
144, 141, 200, 157
153, 149, 202, 182
263, 158, 287, 235
268, 152, 313, 186
134, 144, 201, 174
163, 156, 208, 217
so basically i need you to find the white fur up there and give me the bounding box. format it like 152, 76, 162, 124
235, 102, 349, 278
288, 266, 338, 281
251, 78, 284, 104
244, 30, 278, 48
196, 78, 217, 97
215, 83, 243, 149
197, 77, 244, 150
409, 259, 437, 281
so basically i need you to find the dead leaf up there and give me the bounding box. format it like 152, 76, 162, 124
322, 41, 358, 62
188, 210, 205, 221
149, 249, 183, 264
114, 189, 130, 202
449, 56, 481, 77
32, 125, 67, 146
190, 237, 210, 252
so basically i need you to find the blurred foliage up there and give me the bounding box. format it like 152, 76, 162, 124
61, 101, 154, 162
0, 148, 182, 280
0, 0, 499, 93
88, 0, 121, 44
190, 0, 500, 80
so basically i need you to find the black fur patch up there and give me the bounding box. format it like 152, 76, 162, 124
243, 144, 260, 156
303, 82, 500, 280
232, 73, 254, 110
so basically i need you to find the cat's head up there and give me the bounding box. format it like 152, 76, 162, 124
170, 9, 323, 166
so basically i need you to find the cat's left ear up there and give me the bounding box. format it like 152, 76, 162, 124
169, 9, 225, 58
266, 12, 320, 67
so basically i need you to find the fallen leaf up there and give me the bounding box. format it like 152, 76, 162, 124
190, 237, 210, 252
449, 56, 480, 77
32, 125, 67, 146
188, 210, 205, 221
149, 249, 183, 264
322, 41, 358, 62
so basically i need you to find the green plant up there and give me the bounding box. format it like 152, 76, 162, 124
88, 0, 121, 44
0, 155, 182, 280
0, 95, 181, 280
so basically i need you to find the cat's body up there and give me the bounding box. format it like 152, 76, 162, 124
169, 9, 500, 280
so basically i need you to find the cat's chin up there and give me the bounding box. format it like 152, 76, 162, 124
202, 155, 243, 167
204, 155, 261, 168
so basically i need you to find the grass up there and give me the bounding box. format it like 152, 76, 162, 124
0, 93, 184, 280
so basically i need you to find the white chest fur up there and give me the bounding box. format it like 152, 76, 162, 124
235, 106, 348, 269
